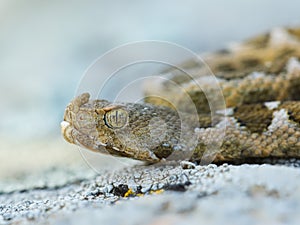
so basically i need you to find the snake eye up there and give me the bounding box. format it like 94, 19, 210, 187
104, 108, 128, 129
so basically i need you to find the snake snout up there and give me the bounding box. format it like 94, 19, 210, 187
60, 121, 75, 144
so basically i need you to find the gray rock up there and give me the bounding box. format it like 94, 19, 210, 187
0, 163, 300, 224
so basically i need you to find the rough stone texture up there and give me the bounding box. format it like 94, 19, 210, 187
1, 162, 300, 225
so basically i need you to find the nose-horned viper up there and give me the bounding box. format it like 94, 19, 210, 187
61, 27, 300, 164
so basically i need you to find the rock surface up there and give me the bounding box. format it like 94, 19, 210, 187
1, 161, 300, 225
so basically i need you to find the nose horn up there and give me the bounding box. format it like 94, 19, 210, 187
69, 93, 91, 113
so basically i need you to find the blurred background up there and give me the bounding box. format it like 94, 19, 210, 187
0, 0, 299, 190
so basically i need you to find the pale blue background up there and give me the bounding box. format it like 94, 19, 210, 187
0, 0, 299, 140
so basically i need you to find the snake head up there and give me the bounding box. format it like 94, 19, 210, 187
60, 93, 186, 162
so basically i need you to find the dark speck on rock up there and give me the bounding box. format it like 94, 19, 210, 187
110, 184, 129, 197
165, 181, 191, 192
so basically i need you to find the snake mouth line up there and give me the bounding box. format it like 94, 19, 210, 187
60, 120, 122, 154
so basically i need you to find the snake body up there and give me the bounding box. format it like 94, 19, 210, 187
61, 27, 300, 164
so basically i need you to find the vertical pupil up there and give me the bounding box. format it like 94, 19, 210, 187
115, 110, 118, 125
105, 109, 128, 128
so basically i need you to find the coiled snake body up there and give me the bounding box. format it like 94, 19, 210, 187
61, 27, 300, 164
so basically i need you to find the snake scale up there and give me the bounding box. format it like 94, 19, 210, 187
61, 27, 300, 164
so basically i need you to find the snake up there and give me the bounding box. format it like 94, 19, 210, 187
61, 27, 300, 164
